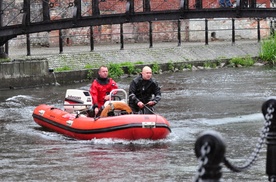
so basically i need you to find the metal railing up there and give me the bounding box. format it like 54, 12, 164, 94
6, 17, 271, 56
194, 98, 276, 182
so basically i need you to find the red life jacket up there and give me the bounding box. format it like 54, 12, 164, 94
89, 78, 118, 108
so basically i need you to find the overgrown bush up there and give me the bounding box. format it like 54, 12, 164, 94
229, 56, 255, 67
260, 34, 276, 64
120, 62, 140, 75
152, 62, 160, 74
108, 63, 124, 78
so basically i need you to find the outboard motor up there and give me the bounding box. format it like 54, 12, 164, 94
63, 89, 92, 113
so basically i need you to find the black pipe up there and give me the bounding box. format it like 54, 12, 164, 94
205, 19, 208, 45
149, 21, 153, 48
90, 26, 94, 52
26, 34, 31, 56
185, 0, 189, 9
257, 18, 260, 42
194, 130, 225, 182
270, 20, 275, 37
143, 0, 151, 12
59, 30, 63, 54
42, 0, 50, 21
178, 20, 181, 46
262, 99, 276, 182
74, 0, 81, 19
120, 23, 124, 50
232, 18, 235, 45
92, 0, 100, 16
195, 0, 202, 9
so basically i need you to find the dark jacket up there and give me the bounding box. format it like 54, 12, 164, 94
128, 74, 161, 111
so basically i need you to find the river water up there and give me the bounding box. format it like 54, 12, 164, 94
0, 66, 275, 181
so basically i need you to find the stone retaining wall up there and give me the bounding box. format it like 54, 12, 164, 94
0, 59, 229, 90
0, 59, 50, 89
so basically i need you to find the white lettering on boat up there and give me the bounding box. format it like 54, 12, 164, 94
67, 95, 81, 100
38, 110, 45, 116
66, 120, 74, 126
142, 122, 156, 128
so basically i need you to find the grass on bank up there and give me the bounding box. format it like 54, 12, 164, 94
229, 56, 255, 67
55, 65, 71, 72
260, 34, 276, 64
86, 61, 144, 79
0, 58, 11, 63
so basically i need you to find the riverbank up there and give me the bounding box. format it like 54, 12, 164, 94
1, 40, 263, 89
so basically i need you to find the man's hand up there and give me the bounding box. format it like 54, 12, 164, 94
137, 101, 144, 108
104, 95, 111, 101
94, 107, 99, 115
147, 101, 156, 106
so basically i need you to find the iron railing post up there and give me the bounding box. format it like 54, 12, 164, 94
90, 26, 94, 51
205, 19, 208, 45
178, 20, 181, 46
232, 18, 235, 45
59, 30, 63, 54
262, 99, 276, 182
120, 23, 124, 50
149, 21, 153, 48
195, 130, 225, 182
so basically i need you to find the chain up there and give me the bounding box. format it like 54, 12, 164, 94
271, 176, 276, 182
224, 104, 273, 172
194, 142, 211, 182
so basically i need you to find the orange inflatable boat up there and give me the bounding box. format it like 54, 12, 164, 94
32, 89, 171, 140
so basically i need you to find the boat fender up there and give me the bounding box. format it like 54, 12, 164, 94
100, 102, 132, 117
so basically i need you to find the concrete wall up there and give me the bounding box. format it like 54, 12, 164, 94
0, 59, 51, 89
0, 59, 97, 90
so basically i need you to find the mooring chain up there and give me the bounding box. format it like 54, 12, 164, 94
224, 104, 274, 172
194, 142, 211, 182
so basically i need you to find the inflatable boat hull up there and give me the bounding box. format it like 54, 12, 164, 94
32, 104, 171, 140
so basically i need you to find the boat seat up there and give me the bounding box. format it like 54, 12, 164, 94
100, 101, 132, 117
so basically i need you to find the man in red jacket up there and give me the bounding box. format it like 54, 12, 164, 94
89, 66, 118, 116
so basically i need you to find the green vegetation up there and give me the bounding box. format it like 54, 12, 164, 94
203, 61, 217, 68
260, 34, 276, 64
120, 62, 140, 75
152, 62, 160, 74
108, 63, 124, 79
168, 61, 175, 72
55, 65, 71, 72
183, 64, 193, 70
134, 61, 144, 64
84, 64, 94, 69
0, 58, 11, 63
229, 56, 255, 67
87, 69, 94, 79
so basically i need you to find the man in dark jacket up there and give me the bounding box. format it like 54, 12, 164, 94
128, 66, 161, 114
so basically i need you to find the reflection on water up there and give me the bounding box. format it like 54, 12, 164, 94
0, 66, 275, 181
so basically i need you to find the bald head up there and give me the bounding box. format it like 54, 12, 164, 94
141, 66, 152, 80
